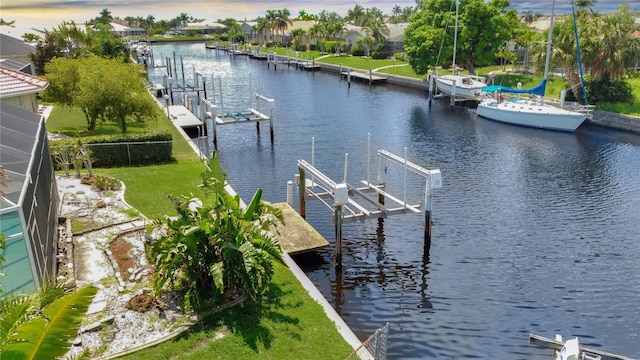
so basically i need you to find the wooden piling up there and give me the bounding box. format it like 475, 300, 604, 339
298, 168, 306, 219
334, 205, 343, 266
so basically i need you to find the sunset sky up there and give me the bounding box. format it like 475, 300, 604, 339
1, 0, 636, 39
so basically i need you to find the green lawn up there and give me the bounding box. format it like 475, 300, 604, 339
46, 107, 355, 358
318, 54, 401, 70
122, 261, 354, 360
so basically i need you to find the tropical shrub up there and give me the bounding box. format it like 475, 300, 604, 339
587, 79, 633, 104
351, 44, 366, 57
151, 156, 284, 311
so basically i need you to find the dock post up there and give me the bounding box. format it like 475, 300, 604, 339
424, 180, 432, 251
347, 69, 351, 88
287, 180, 294, 206
369, 69, 373, 85
334, 205, 343, 266
428, 75, 433, 107
298, 168, 306, 219
377, 155, 386, 205
269, 106, 275, 143
339, 64, 342, 80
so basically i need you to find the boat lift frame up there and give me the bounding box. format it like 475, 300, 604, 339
289, 136, 442, 265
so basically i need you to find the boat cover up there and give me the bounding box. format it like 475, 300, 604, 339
481, 79, 547, 96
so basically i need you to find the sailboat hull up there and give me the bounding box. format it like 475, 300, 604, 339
476, 99, 588, 132
435, 75, 485, 101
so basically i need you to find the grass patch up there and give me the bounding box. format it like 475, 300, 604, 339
122, 261, 353, 360
45, 107, 152, 137
318, 54, 402, 70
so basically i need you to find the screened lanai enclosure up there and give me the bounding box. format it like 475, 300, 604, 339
0, 101, 58, 296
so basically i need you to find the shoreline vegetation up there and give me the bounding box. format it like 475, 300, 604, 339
45, 107, 355, 359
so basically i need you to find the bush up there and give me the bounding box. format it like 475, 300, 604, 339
351, 44, 366, 57
372, 51, 387, 60
309, 44, 317, 51
294, 43, 307, 52
587, 79, 633, 104
94, 175, 122, 191
51, 132, 173, 168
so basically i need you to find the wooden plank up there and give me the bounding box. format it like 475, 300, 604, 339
529, 334, 635, 360
272, 203, 329, 255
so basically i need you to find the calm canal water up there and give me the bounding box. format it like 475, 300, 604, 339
149, 43, 640, 359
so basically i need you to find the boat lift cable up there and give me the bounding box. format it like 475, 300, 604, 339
571, 0, 589, 106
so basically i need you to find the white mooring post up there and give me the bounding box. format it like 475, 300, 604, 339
424, 170, 442, 251
287, 180, 294, 206
334, 183, 349, 266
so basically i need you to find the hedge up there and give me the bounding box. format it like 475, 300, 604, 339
50, 132, 173, 168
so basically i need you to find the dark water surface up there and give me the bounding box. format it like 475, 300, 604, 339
149, 43, 640, 359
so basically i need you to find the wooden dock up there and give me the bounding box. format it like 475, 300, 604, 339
273, 202, 329, 255
341, 71, 387, 84
166, 105, 203, 128
529, 334, 635, 360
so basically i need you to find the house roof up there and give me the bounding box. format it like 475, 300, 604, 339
183, 22, 226, 30
0, 34, 35, 57
0, 101, 43, 208
0, 59, 32, 74
0, 65, 49, 99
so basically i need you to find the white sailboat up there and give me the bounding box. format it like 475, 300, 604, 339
476, 0, 589, 132
434, 0, 486, 101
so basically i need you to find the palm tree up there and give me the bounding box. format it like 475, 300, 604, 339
575, 0, 598, 10
53, 21, 86, 56
275, 8, 293, 44
392, 5, 402, 17
98, 8, 112, 25
363, 17, 390, 51
152, 157, 283, 310
347, 4, 365, 26
290, 28, 307, 49
0, 281, 98, 359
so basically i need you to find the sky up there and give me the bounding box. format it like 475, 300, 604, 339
1, 0, 637, 39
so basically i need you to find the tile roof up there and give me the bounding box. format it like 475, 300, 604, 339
0, 65, 49, 98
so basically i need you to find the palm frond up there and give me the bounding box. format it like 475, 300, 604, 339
4, 285, 98, 360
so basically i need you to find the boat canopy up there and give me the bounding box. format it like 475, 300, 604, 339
481, 79, 547, 96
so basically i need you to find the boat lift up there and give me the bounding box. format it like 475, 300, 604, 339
288, 136, 442, 265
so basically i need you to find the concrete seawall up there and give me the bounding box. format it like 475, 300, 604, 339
589, 110, 640, 134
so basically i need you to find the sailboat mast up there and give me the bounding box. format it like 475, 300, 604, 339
452, 0, 459, 74
543, 0, 555, 83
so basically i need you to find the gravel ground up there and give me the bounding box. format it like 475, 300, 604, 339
56, 175, 192, 359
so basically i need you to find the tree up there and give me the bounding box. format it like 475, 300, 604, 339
151, 157, 283, 310
29, 32, 64, 75
393, 5, 402, 17
363, 17, 390, 51
98, 8, 112, 25
0, 281, 98, 359
83, 23, 130, 61
404, 0, 519, 75
44, 56, 160, 133
53, 20, 86, 56
347, 4, 365, 26
22, 33, 41, 42
275, 8, 293, 42
290, 28, 307, 49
